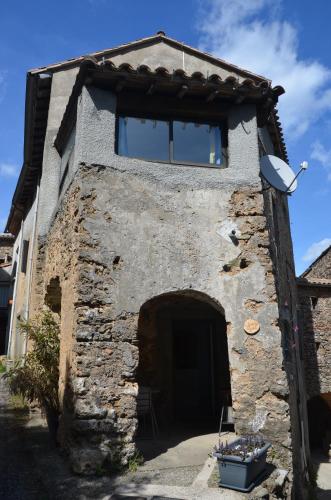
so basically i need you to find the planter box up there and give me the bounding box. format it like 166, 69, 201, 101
214, 439, 271, 492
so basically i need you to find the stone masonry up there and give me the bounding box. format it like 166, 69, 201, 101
29, 80, 307, 494
7, 36, 310, 497
298, 246, 331, 398
0, 234, 14, 265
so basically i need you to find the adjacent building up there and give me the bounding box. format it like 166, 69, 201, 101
0, 233, 14, 355
298, 245, 331, 455
4, 33, 311, 496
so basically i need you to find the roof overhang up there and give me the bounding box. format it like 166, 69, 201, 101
55, 57, 285, 156
297, 278, 331, 288
5, 72, 52, 235
5, 34, 288, 236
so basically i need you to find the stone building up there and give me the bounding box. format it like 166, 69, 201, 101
297, 245, 331, 454
5, 33, 310, 496
0, 233, 14, 354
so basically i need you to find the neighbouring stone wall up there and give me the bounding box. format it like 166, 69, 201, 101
298, 247, 331, 398
298, 284, 331, 397
303, 247, 331, 280
0, 234, 14, 264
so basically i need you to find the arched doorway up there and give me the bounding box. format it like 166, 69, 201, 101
137, 291, 232, 434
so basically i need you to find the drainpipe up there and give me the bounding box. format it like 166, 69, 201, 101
23, 182, 40, 355
7, 220, 24, 360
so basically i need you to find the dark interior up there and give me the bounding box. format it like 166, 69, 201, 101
137, 293, 232, 434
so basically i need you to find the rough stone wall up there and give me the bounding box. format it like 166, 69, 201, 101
30, 182, 82, 448
263, 186, 310, 494
298, 285, 331, 397
45, 163, 293, 478
259, 125, 310, 491
302, 246, 331, 280
30, 158, 299, 480
28, 84, 308, 499
298, 247, 331, 398
0, 235, 14, 264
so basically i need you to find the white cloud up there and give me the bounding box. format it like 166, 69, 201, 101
311, 141, 331, 181
197, 0, 331, 139
0, 163, 18, 178
302, 238, 331, 262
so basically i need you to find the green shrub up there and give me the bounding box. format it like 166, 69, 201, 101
9, 393, 29, 410
127, 451, 144, 473
5, 310, 60, 439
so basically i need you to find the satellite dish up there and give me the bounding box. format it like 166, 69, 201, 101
260, 155, 298, 193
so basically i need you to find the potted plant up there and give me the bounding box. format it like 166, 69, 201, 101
213, 435, 271, 492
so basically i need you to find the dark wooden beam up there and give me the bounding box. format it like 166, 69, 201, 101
117, 91, 230, 121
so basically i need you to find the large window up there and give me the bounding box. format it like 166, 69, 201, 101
117, 116, 226, 167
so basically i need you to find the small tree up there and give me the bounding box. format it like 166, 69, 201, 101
5, 310, 60, 441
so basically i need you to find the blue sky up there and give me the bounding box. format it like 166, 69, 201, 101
0, 0, 330, 275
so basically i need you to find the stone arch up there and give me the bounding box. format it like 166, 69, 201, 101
137, 289, 232, 432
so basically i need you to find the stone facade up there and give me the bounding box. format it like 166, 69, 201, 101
0, 233, 14, 265
27, 83, 307, 496
0, 234, 14, 354
298, 246, 331, 398
297, 246, 331, 454
6, 36, 310, 497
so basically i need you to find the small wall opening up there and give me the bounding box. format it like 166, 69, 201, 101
137, 291, 232, 438
45, 277, 62, 314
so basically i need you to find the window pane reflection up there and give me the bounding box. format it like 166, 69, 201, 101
118, 117, 169, 161
173, 122, 222, 166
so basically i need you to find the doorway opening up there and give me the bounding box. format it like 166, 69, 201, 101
307, 393, 331, 455
137, 291, 232, 439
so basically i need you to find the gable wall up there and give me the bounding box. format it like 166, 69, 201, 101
108, 41, 249, 81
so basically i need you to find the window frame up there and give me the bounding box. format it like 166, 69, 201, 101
116, 114, 228, 169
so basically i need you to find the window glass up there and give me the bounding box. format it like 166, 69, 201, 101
118, 117, 169, 161
173, 122, 222, 166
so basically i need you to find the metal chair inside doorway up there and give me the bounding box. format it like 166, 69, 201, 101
219, 391, 234, 436
137, 386, 159, 439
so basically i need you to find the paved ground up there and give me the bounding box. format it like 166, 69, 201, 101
313, 452, 331, 500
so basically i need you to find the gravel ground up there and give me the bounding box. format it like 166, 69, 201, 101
0, 376, 195, 499
0, 376, 246, 499
0, 377, 50, 500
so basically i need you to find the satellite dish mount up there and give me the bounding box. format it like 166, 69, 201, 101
260, 155, 307, 194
